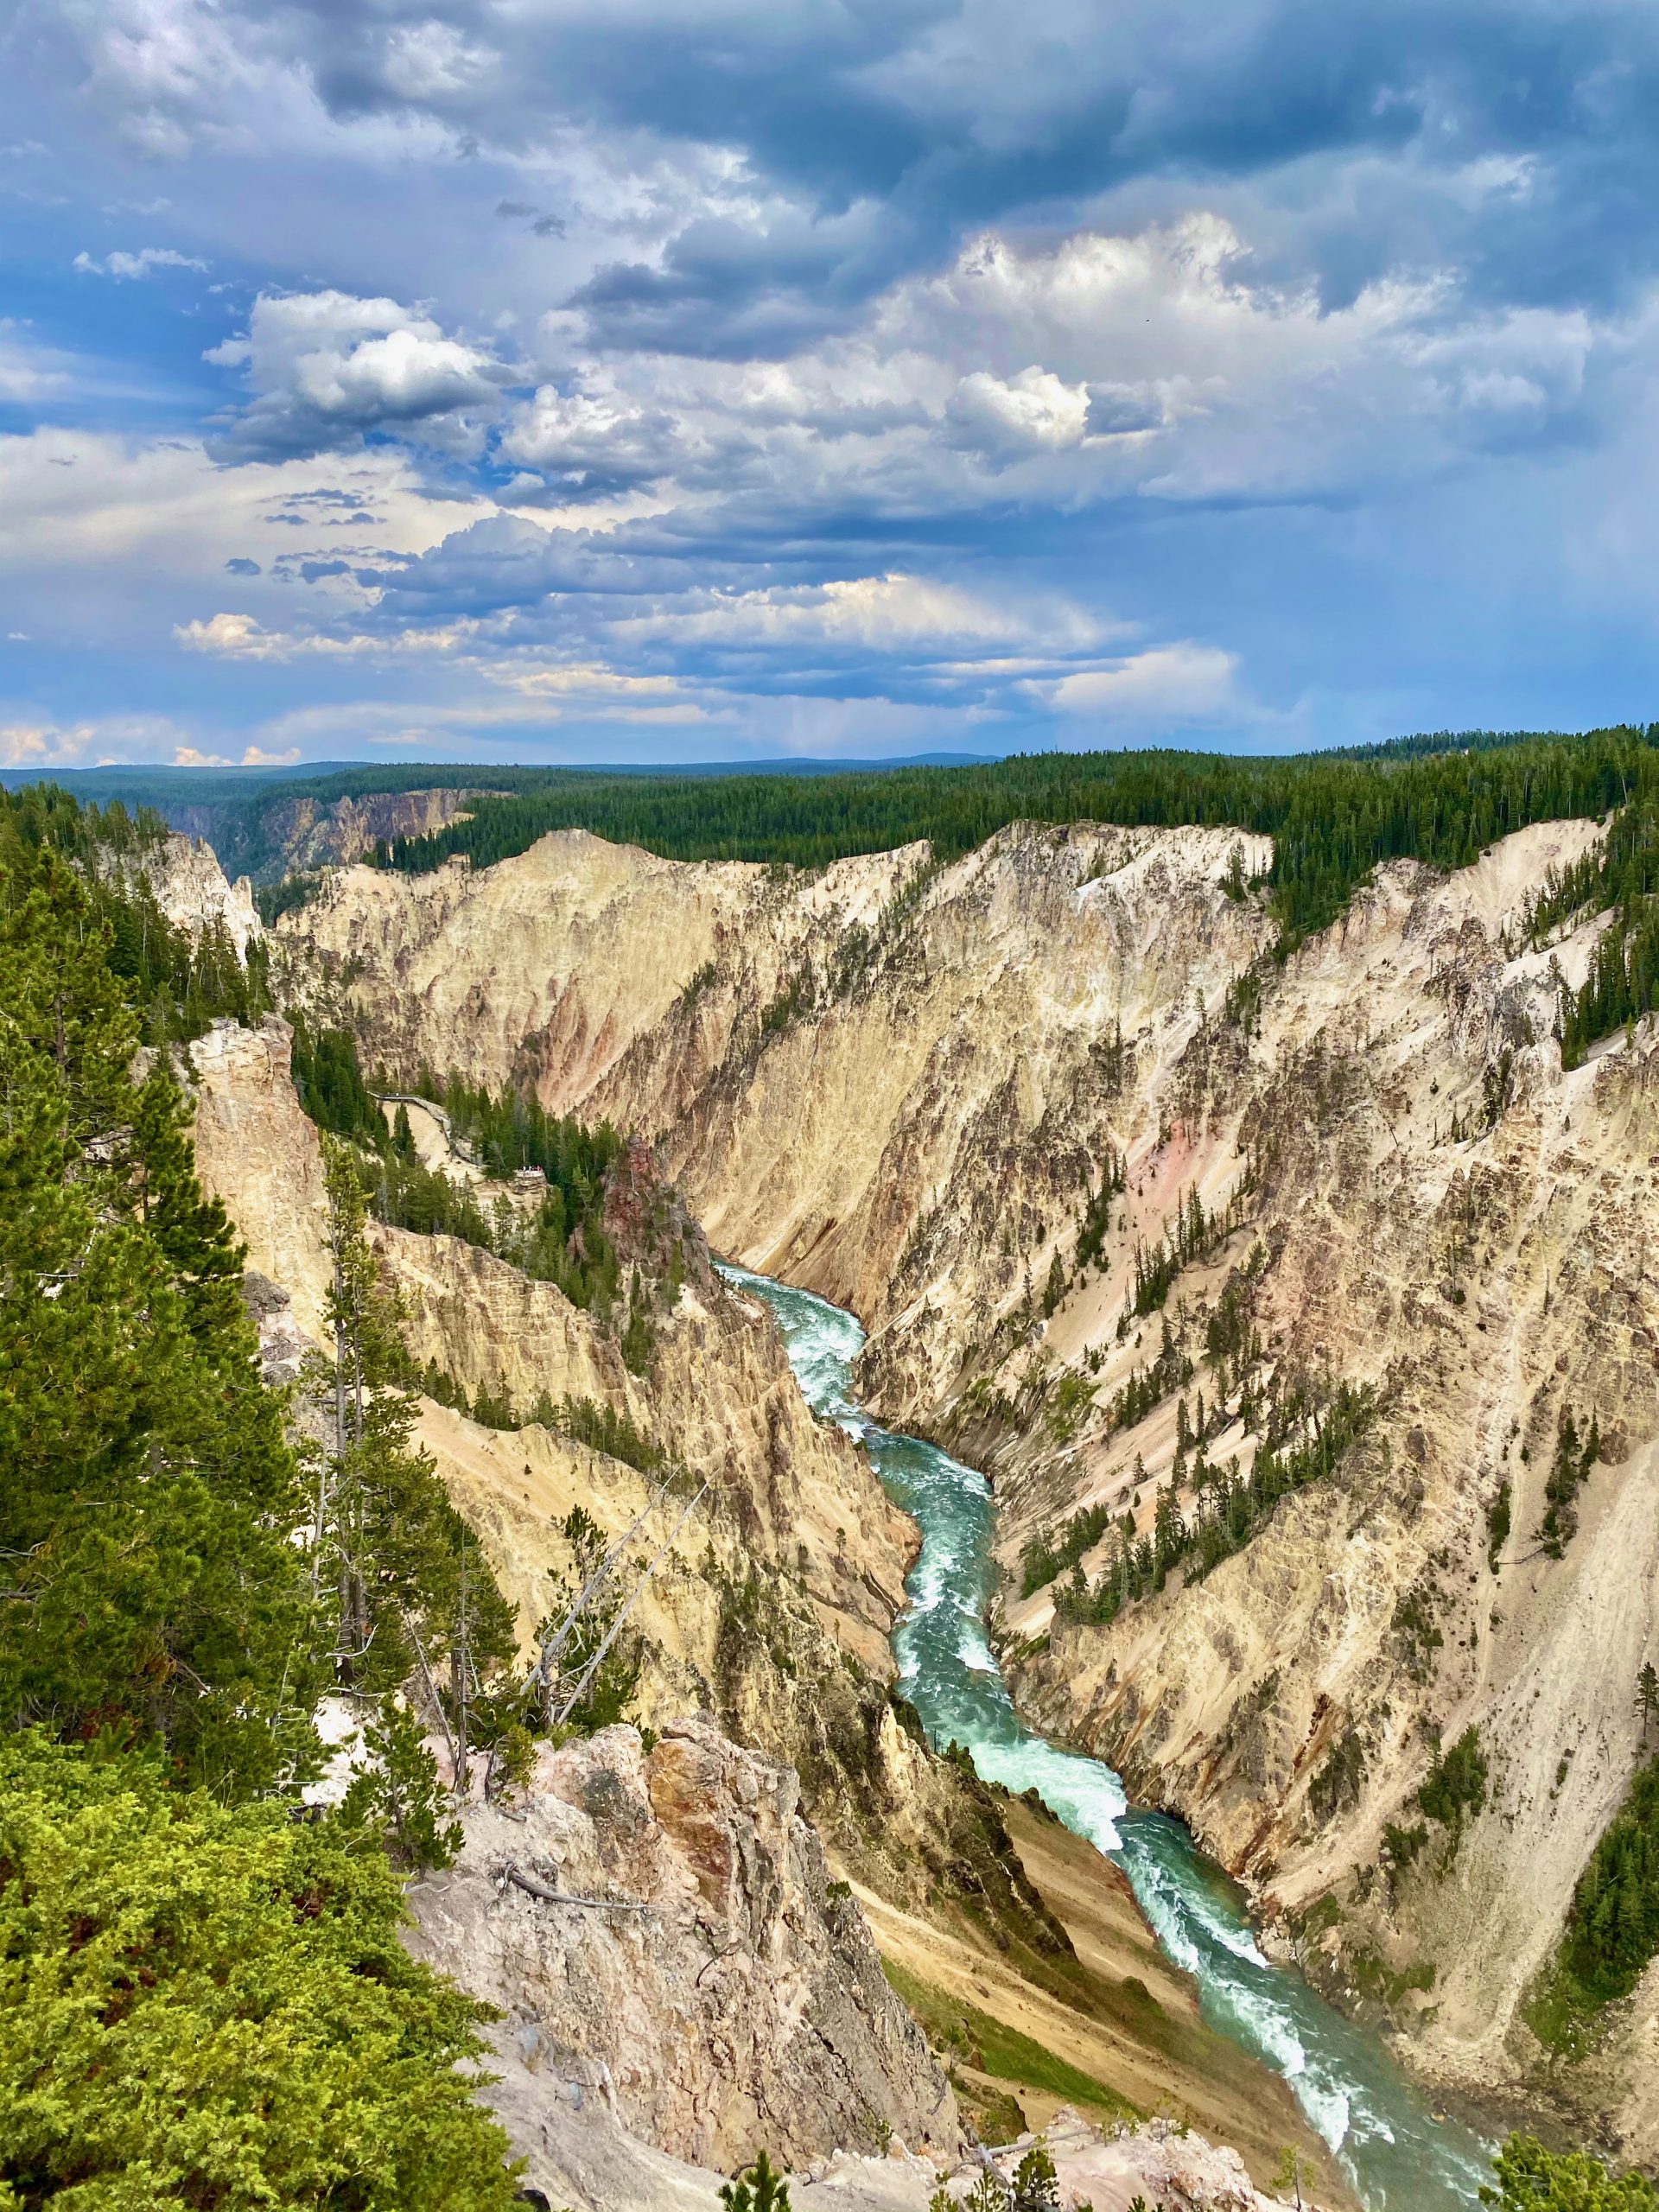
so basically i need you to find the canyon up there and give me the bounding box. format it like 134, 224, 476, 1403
151, 801, 1659, 2193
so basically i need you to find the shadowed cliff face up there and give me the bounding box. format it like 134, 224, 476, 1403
162, 787, 496, 884
273, 815, 1659, 2152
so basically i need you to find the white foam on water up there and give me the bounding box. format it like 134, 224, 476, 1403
1298, 2075, 1354, 2155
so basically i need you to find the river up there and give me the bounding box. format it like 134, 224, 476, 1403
722, 1265, 1496, 2212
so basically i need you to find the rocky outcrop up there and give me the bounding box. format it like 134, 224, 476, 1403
99, 828, 263, 958
165, 784, 495, 883
404, 1718, 961, 2191
379, 1231, 908, 1676
964, 2112, 1317, 2211
190, 1016, 332, 1336
257, 786, 494, 879
149, 831, 263, 956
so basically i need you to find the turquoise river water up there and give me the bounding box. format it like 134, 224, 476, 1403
722, 1265, 1496, 2212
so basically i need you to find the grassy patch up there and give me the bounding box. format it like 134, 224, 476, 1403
880, 1956, 1138, 2122
948, 2070, 1027, 2146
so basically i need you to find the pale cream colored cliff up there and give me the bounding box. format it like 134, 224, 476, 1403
276, 821, 1272, 1424
406, 1718, 961, 2185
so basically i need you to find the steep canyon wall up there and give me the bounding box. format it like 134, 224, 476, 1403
273, 817, 1659, 2152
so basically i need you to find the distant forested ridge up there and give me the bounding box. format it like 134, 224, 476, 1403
375, 725, 1658, 954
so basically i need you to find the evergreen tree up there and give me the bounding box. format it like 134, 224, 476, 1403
720, 2150, 791, 2212
621, 1266, 654, 1373
1552, 1754, 1659, 2008
534, 1506, 644, 1734
312, 1141, 518, 1774
1481, 2136, 1658, 2209
339, 1698, 465, 1873
1011, 2139, 1061, 2212
0, 1732, 518, 2210
0, 823, 318, 1799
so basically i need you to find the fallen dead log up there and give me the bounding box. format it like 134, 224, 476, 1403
500, 1862, 658, 1914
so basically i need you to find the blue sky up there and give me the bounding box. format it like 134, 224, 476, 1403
3, 0, 1659, 769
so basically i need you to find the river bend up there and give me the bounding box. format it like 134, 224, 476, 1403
722, 1265, 1493, 2212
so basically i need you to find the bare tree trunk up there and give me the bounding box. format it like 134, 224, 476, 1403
450, 1533, 469, 1798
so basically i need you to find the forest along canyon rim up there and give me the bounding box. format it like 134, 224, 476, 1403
721, 1264, 1497, 2212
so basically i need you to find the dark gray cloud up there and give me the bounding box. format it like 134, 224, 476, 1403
167, 0, 1659, 346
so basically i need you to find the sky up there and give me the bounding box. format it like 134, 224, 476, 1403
4, 2, 1659, 771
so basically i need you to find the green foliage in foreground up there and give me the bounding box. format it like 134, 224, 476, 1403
0, 799, 316, 1796
1481, 2136, 1659, 2209
0, 781, 531, 2204
0, 1732, 518, 2212
720, 2150, 791, 2212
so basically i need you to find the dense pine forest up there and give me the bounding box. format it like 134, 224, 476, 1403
373, 724, 1658, 950
0, 784, 529, 2207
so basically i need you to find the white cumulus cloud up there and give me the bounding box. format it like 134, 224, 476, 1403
944, 366, 1092, 457
206, 289, 514, 459
1037, 644, 1243, 723
175, 610, 477, 658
